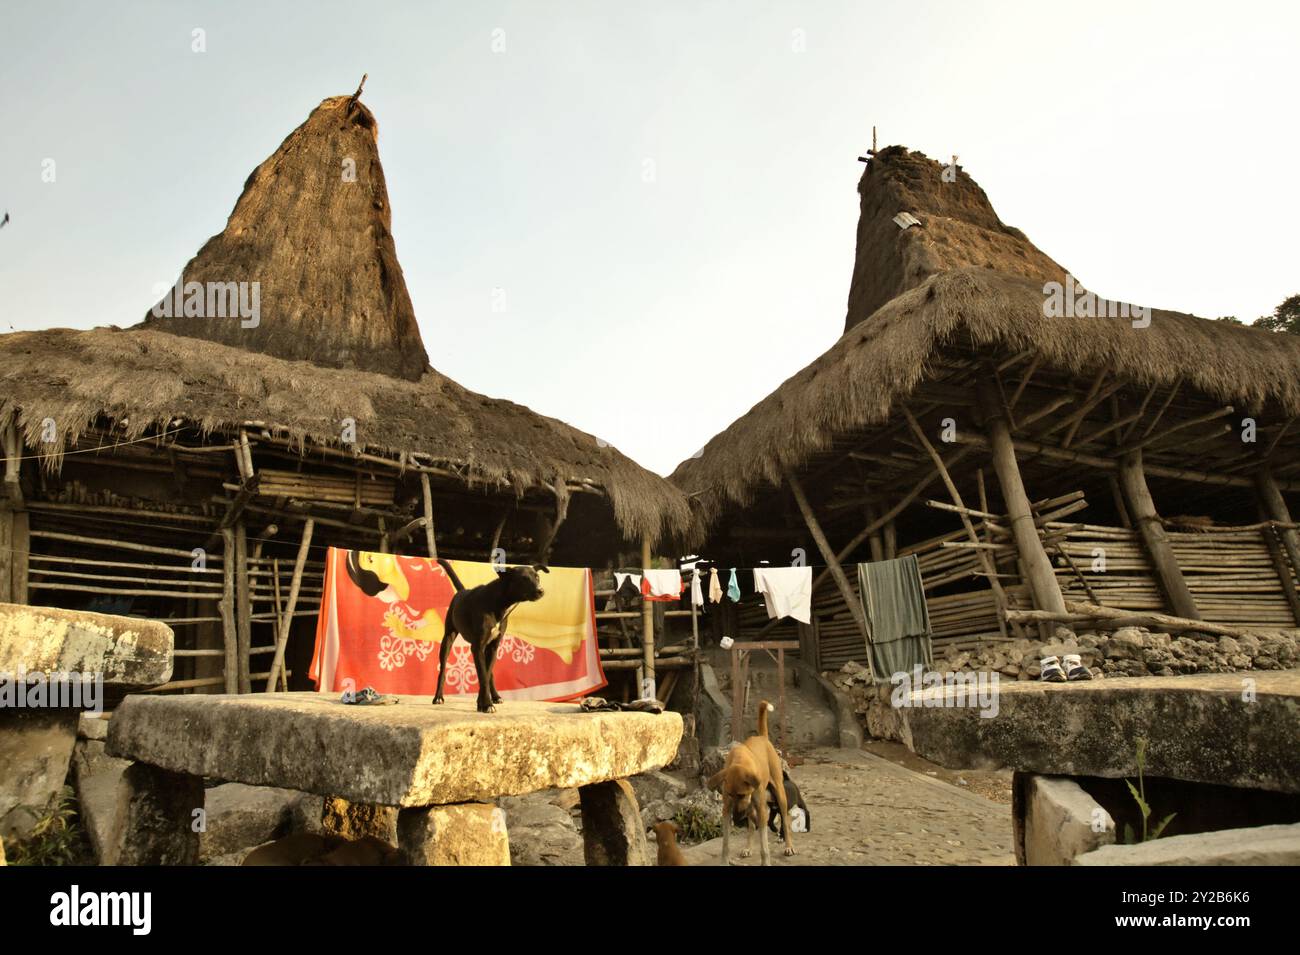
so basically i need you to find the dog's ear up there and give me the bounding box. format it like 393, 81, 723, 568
706, 770, 724, 792
532, 564, 550, 574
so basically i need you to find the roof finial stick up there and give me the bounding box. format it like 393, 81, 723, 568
350, 73, 368, 105
873, 125, 877, 153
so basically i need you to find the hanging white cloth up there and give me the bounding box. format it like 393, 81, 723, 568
752, 566, 813, 624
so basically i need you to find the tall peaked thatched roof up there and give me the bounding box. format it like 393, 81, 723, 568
0, 93, 694, 547
139, 94, 430, 382
672, 147, 1300, 524
844, 146, 1066, 332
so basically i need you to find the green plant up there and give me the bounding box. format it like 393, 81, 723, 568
1121, 737, 1177, 844
5, 786, 90, 866
673, 805, 722, 845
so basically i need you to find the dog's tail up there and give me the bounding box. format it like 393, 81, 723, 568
756, 700, 774, 738
437, 558, 466, 593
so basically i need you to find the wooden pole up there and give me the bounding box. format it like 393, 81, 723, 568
640, 535, 655, 699
1117, 449, 1200, 620
1256, 467, 1300, 614
220, 527, 237, 694
977, 382, 1067, 615
266, 518, 314, 692
785, 468, 873, 660
419, 472, 438, 559
235, 520, 252, 693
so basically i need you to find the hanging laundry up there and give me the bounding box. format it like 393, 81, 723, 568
689, 570, 704, 607
752, 566, 813, 624
708, 568, 723, 604
641, 568, 684, 602
727, 568, 741, 602
614, 572, 643, 601
857, 555, 933, 681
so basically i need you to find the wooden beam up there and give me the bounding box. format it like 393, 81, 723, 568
1117, 449, 1200, 620
419, 472, 438, 559
903, 409, 1011, 638
235, 520, 252, 693
1139, 378, 1182, 439
786, 469, 874, 663
220, 527, 238, 694
1256, 467, 1300, 622
978, 381, 1067, 615
266, 518, 314, 692
1114, 405, 1234, 456
811, 444, 977, 595
640, 536, 655, 698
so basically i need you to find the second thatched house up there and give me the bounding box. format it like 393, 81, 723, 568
0, 91, 692, 696
672, 146, 1300, 673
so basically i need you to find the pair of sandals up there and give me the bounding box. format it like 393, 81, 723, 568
1040, 654, 1092, 682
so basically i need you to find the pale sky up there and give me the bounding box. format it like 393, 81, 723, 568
2, 1, 1296, 475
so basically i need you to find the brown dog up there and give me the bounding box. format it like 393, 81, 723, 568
652, 821, 688, 866
707, 700, 794, 865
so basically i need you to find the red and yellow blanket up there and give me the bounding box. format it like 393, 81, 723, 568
309, 548, 606, 701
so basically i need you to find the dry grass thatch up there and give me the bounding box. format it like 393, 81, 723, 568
0, 92, 693, 546
844, 146, 1067, 332
671, 267, 1300, 524
0, 325, 693, 545
672, 145, 1300, 524
139, 95, 430, 382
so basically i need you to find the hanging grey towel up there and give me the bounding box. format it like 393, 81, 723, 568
857, 556, 933, 680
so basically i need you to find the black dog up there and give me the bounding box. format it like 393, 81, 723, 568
767, 772, 810, 838
432, 560, 547, 713
729, 770, 809, 837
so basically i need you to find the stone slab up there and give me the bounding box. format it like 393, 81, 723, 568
0, 602, 172, 690
1074, 822, 1300, 865
900, 672, 1300, 793
71, 738, 130, 863
397, 803, 510, 865
1023, 775, 1115, 866
0, 708, 79, 841
106, 693, 683, 807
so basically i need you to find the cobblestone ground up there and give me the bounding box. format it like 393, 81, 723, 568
680, 747, 1015, 866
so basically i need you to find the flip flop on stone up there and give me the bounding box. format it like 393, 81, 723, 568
1063, 653, 1093, 681
1039, 655, 1067, 683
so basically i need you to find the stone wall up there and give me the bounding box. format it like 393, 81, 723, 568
827, 627, 1300, 742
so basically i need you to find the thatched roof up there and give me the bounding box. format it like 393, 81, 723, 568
672, 147, 1300, 524
844, 146, 1066, 332
140, 94, 430, 382
0, 325, 692, 543
0, 93, 693, 546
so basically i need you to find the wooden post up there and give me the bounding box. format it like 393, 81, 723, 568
865, 504, 885, 562
419, 472, 438, 559
640, 536, 655, 699
220, 527, 238, 694
978, 382, 1067, 615
785, 469, 873, 658
235, 520, 252, 693
266, 518, 314, 692
1117, 449, 1200, 620
1258, 506, 1300, 625
1256, 467, 1300, 614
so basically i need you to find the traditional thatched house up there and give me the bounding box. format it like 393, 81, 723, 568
672, 146, 1300, 672
0, 92, 692, 695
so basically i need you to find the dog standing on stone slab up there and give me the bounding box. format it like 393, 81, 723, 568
432, 559, 547, 713
708, 700, 795, 865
